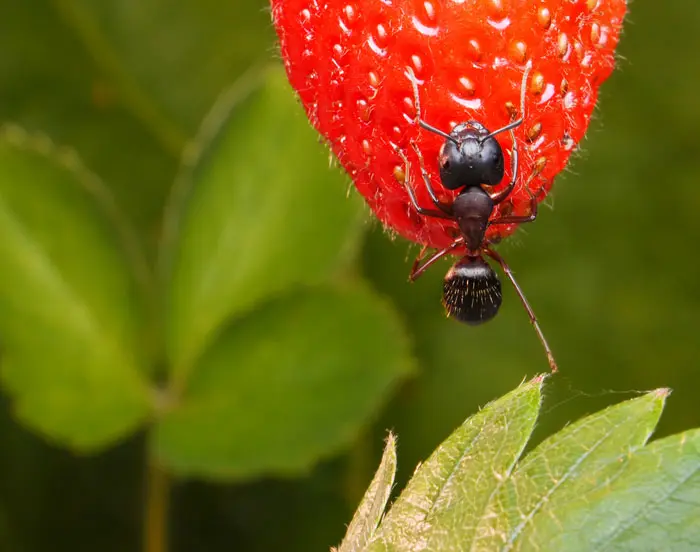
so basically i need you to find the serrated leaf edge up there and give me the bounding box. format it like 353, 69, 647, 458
337, 433, 398, 552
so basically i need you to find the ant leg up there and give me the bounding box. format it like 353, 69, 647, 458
484, 246, 558, 373
489, 187, 538, 225
410, 239, 463, 281
394, 146, 453, 220
410, 142, 453, 215
411, 245, 430, 274
490, 126, 519, 205
403, 68, 453, 214
404, 66, 455, 214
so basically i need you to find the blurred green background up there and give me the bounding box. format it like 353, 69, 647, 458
0, 1, 698, 551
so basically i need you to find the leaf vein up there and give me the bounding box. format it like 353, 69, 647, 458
501, 424, 617, 551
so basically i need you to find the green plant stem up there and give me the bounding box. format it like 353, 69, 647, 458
144, 459, 170, 552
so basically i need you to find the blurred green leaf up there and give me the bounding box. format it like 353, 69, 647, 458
337, 433, 397, 552
0, 126, 150, 450
487, 389, 668, 550
367, 376, 544, 552
0, 0, 273, 245
154, 286, 413, 479
0, 1, 178, 241
163, 67, 367, 376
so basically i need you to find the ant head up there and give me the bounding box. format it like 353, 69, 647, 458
437, 122, 505, 190
443, 256, 502, 324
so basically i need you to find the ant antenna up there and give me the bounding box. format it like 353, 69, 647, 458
405, 67, 459, 145
406, 62, 532, 146
479, 60, 533, 143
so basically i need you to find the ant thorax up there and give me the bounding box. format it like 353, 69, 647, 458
452, 187, 495, 251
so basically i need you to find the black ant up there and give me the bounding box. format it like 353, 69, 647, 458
396, 62, 557, 372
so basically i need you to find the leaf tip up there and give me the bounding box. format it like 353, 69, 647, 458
531, 373, 550, 386
653, 387, 672, 399
379, 431, 398, 476
384, 430, 397, 450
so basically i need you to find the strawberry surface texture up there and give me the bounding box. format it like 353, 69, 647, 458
271, 0, 626, 250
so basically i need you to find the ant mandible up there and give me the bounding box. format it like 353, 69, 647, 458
396, 61, 558, 372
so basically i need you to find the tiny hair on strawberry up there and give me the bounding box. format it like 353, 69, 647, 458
272, 0, 627, 371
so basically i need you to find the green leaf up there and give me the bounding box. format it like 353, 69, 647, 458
0, 126, 150, 450
367, 376, 544, 552
154, 286, 412, 479
486, 389, 669, 551
163, 67, 367, 377
1, 0, 273, 243
350, 382, 700, 552
538, 428, 700, 551
337, 433, 398, 552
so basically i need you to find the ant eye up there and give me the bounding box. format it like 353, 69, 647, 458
479, 137, 505, 185
438, 141, 466, 190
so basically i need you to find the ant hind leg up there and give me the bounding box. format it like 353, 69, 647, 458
489, 185, 538, 226
484, 246, 558, 372
410, 239, 463, 281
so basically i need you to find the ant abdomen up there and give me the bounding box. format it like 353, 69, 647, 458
442, 257, 502, 324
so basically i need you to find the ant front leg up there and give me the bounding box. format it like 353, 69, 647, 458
489, 186, 538, 226
410, 142, 453, 215
404, 67, 454, 215
410, 239, 463, 281
489, 126, 519, 205
488, 61, 532, 206
395, 146, 453, 220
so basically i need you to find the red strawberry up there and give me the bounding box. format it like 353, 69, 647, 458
271, 0, 626, 250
